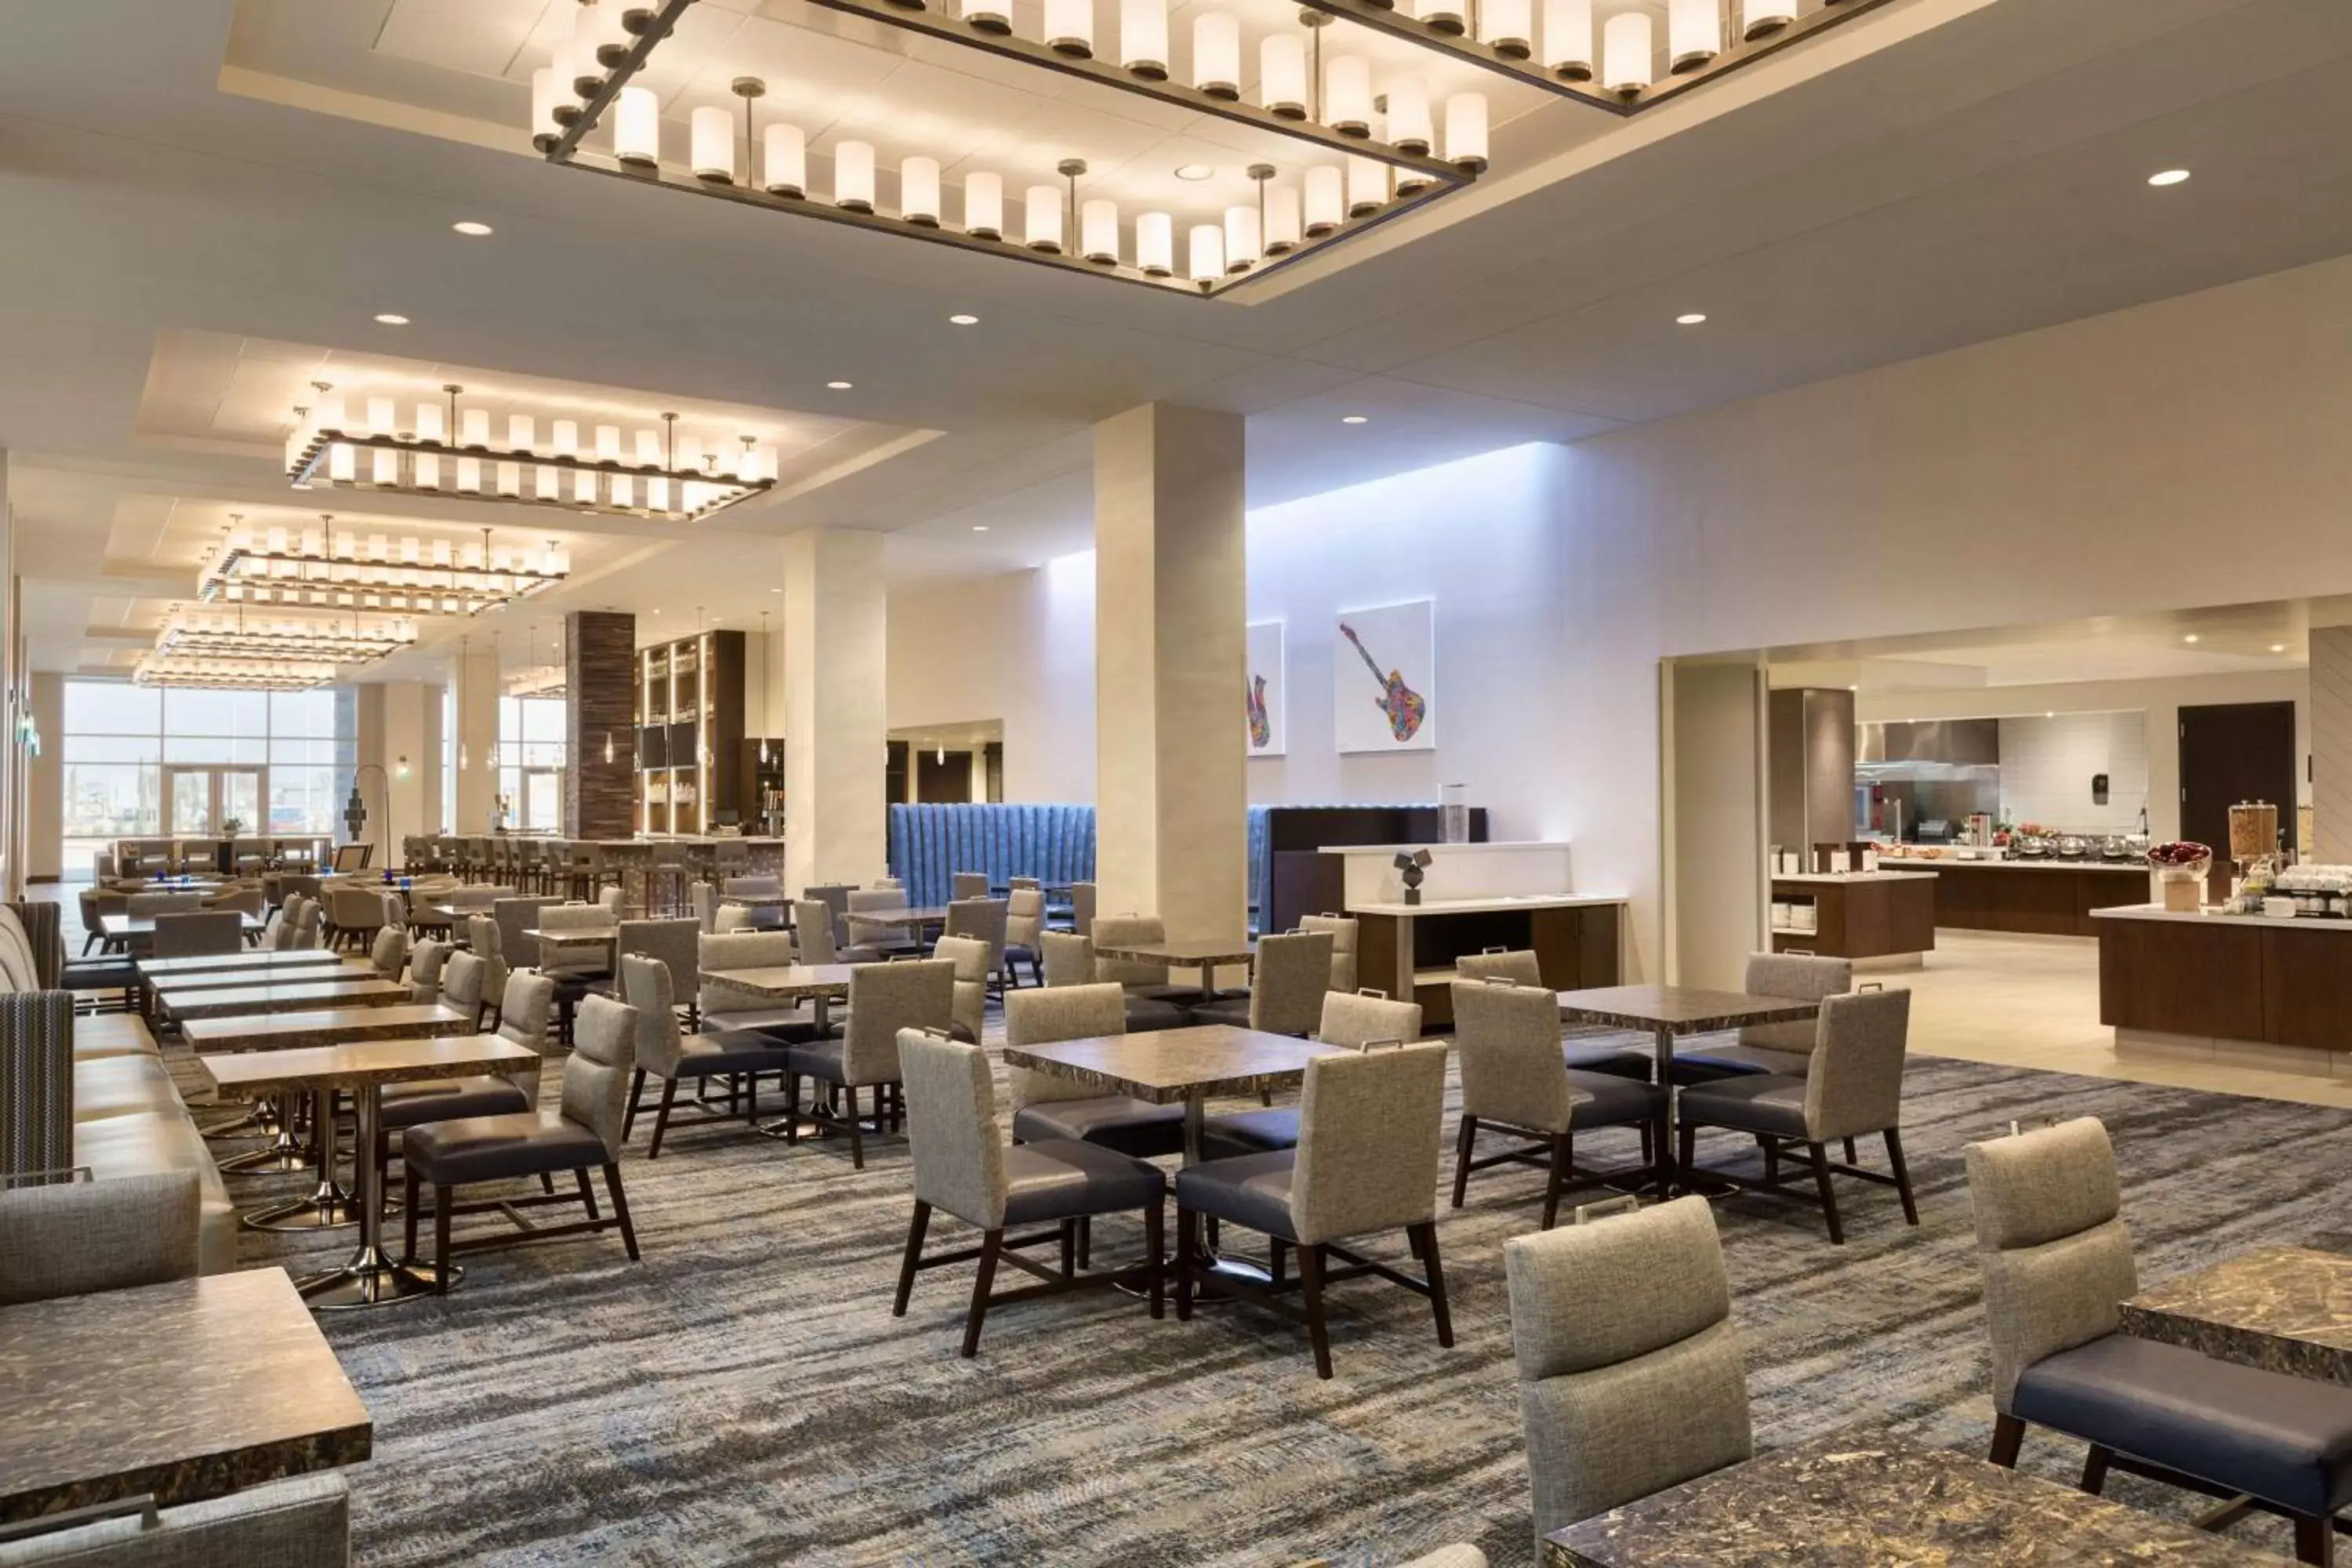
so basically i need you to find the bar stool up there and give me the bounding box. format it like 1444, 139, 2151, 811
649, 843, 691, 917
712, 840, 751, 880
568, 842, 611, 902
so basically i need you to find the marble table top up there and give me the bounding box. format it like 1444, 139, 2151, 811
699, 964, 855, 1000
201, 1033, 539, 1094
2121, 1246, 2352, 1386
180, 1003, 472, 1052
845, 906, 952, 928
1091, 938, 1259, 966
1554, 985, 1821, 1035
719, 891, 796, 907
140, 950, 354, 983
1544, 1432, 2291, 1566
0, 1267, 371, 1523
162, 977, 407, 1019
1002, 1025, 1345, 1104
524, 926, 619, 946
100, 912, 267, 938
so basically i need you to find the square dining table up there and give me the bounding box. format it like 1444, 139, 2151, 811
1001, 1024, 1345, 1165
100, 911, 268, 942
140, 949, 354, 985
700, 963, 855, 1030
161, 975, 407, 1022
2120, 1246, 2352, 1387
1087, 937, 1258, 998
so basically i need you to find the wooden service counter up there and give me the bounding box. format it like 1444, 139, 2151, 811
1769, 872, 1936, 961
2096, 904, 2352, 1065
1876, 856, 2151, 937
1351, 895, 1625, 1030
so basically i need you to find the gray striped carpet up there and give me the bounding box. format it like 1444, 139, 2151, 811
199, 1022, 2352, 1567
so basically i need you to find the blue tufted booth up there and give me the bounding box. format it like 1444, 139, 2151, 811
888, 805, 1098, 909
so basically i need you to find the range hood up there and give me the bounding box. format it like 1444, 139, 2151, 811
1856, 719, 1998, 772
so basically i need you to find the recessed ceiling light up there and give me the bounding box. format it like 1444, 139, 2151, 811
372, 313, 410, 325
1341, 415, 1368, 425
770, 587, 783, 593
1675, 312, 1708, 325
2272, 643, 2287, 654
826, 380, 853, 390
2045, 711, 2056, 720
949, 313, 978, 325
2183, 633, 2199, 644
2147, 169, 2191, 187
972, 524, 989, 532
1174, 164, 1214, 181
451, 220, 494, 237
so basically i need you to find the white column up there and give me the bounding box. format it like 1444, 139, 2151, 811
784, 528, 887, 894
453, 642, 500, 834
1093, 404, 1247, 941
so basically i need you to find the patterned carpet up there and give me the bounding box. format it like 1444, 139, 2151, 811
191, 1014, 2352, 1568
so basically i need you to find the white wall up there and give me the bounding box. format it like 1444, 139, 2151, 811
1993, 712, 2149, 837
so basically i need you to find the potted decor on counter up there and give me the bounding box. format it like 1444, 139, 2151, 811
2147, 840, 2212, 913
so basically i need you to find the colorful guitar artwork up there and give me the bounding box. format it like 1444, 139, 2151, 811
1245, 674, 1272, 748
1339, 621, 1428, 742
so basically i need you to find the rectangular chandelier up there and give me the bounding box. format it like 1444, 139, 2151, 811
199, 518, 569, 617
286, 385, 775, 523
133, 652, 343, 692
156, 608, 419, 665
537, 0, 1482, 297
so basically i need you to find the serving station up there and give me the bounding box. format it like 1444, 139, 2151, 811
2094, 902, 2352, 1074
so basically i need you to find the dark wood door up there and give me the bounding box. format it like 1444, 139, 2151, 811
2178, 702, 2297, 869
915, 748, 975, 804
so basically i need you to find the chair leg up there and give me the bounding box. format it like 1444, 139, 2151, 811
1176, 1208, 1200, 1321
1885, 1128, 1920, 1226
1451, 1114, 1477, 1208
1299, 1242, 1334, 1380
1679, 1117, 1697, 1176
402, 1167, 420, 1261
1763, 1137, 1780, 1185
846, 1084, 865, 1170
2293, 1515, 2335, 1567
574, 1168, 599, 1221
1809, 1142, 1846, 1245
895, 1200, 932, 1316
1269, 1236, 1288, 1286
783, 1073, 801, 1146
1843, 1135, 1859, 1163
648, 1078, 678, 1160
433, 1183, 454, 1294
1414, 1221, 1453, 1349
1060, 1217, 1077, 1279
962, 1229, 1002, 1358
1076, 1215, 1091, 1272
2079, 1444, 2111, 1496
1541, 1130, 1571, 1230
1143, 1201, 1165, 1319
1987, 1413, 2025, 1468
604, 1163, 639, 1261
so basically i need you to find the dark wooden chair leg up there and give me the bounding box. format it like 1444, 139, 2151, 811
1763, 1136, 1780, 1185
1843, 1135, 1859, 1163
1060, 1217, 1077, 1279
433, 1182, 454, 1294
2079, 1444, 2111, 1496
846, 1084, 866, 1169
604, 1163, 638, 1260
1885, 1128, 1919, 1225
648, 1078, 678, 1160
1679, 1118, 1697, 1176
539, 1171, 557, 1196
622, 1069, 646, 1141
574, 1169, 599, 1220
1414, 1221, 1453, 1348
1076, 1215, 1091, 1271
1300, 1242, 1334, 1380
1988, 1413, 2025, 1468
1541, 1131, 1571, 1230
894, 1200, 932, 1316
961, 1229, 1002, 1358
1269, 1237, 1287, 1286
1451, 1114, 1477, 1208
2293, 1514, 2335, 1567
402, 1167, 420, 1260
1144, 1200, 1165, 1320
1176, 1208, 1200, 1321
1809, 1142, 1845, 1245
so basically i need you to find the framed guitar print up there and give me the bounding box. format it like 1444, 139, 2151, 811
1246, 620, 1287, 757
1334, 600, 1436, 753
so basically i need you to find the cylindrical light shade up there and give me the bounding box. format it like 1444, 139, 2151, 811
1261, 35, 1307, 118
596, 424, 621, 462
1417, 0, 1465, 34
961, 0, 1011, 31
365, 397, 394, 437
529, 67, 563, 150
1120, 0, 1168, 76
1483, 0, 1532, 56
1024, 184, 1063, 252
535, 464, 561, 501
496, 460, 521, 498
1385, 74, 1432, 152
456, 457, 481, 493
461, 408, 490, 448
614, 85, 659, 166
1192, 13, 1240, 98
900, 156, 942, 224
1187, 224, 1224, 283
1743, 0, 1798, 38
1044, 0, 1093, 56
415, 401, 445, 443
610, 472, 633, 508
691, 105, 735, 181
1543, 0, 1594, 78
572, 467, 597, 504
763, 122, 807, 197
1443, 93, 1488, 172
1136, 211, 1174, 275
1602, 11, 1653, 92
372, 446, 398, 485
1265, 183, 1301, 252
1668, 0, 1719, 71
586, 0, 635, 66
646, 474, 670, 513
551, 419, 579, 458
1325, 54, 1372, 134
415, 449, 440, 489
508, 414, 536, 452
634, 430, 662, 468
1222, 205, 1259, 271
1347, 155, 1387, 216
562, 4, 601, 97
964, 172, 1003, 238
1081, 198, 1120, 265
1305, 165, 1344, 234
834, 140, 875, 212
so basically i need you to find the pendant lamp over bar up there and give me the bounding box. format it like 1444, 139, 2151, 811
1668, 0, 1721, 73
1120, 0, 1169, 77
902, 157, 942, 225
1192, 12, 1241, 98
1602, 10, 1653, 93
1261, 34, 1308, 118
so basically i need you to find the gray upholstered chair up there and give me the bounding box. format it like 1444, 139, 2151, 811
0, 1171, 200, 1305
124, 892, 205, 918
697, 930, 818, 1042
378, 971, 550, 1196
405, 938, 450, 1004
689, 880, 719, 935
942, 898, 1010, 993
1672, 951, 1855, 1083
1504, 1196, 1751, 1544
1089, 914, 1196, 1026
781, 957, 954, 1168
894, 1028, 1168, 1356
322, 884, 385, 951
720, 875, 786, 930
1039, 930, 1095, 990
1004, 887, 1046, 987
1676, 987, 1915, 1243
440, 949, 498, 1031
206, 885, 266, 925
1451, 978, 1663, 1227
804, 882, 855, 948
492, 896, 563, 973
148, 911, 241, 959
618, 917, 701, 1024
1174, 1043, 1453, 1379
790, 900, 839, 964
463, 916, 507, 1005
951, 872, 991, 902
622, 953, 794, 1157
401, 991, 641, 1287
533, 902, 614, 979
1297, 913, 1359, 994
1190, 928, 1332, 1034
934, 934, 990, 1044
1458, 947, 1650, 1080
1004, 982, 1184, 1160
369, 924, 409, 982
844, 887, 916, 962
0, 1472, 350, 1564
1069, 880, 1096, 938
264, 903, 300, 951
1202, 988, 1422, 1160
1967, 1117, 2352, 1565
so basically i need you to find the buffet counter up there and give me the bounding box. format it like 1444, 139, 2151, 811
1769, 871, 1936, 964
2094, 903, 2352, 1073
1872, 855, 2151, 937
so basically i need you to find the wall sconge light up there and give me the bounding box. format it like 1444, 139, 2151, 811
395, 755, 411, 779
604, 731, 615, 766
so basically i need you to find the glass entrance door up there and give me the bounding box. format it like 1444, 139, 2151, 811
164, 767, 266, 840
520, 769, 563, 832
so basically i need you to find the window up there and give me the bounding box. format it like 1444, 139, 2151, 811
497, 695, 567, 831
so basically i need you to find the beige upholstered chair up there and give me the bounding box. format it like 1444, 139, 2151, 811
1673, 951, 1855, 1083
322, 884, 385, 951
951, 872, 991, 902
791, 900, 840, 964
844, 887, 916, 961
895, 1029, 1168, 1356
1004, 982, 1183, 1159
1297, 913, 1359, 995
290, 898, 324, 949
1451, 978, 1664, 1229
378, 971, 550, 1194
533, 902, 614, 979
697, 930, 813, 1040
1202, 989, 1422, 1160
621, 953, 794, 1157
1457, 947, 1650, 1079
781, 958, 954, 1168
440, 949, 497, 1031
689, 880, 719, 935
619, 918, 701, 1025
1088, 914, 1195, 1029
943, 899, 1010, 992
933, 934, 990, 1044
1190, 929, 1332, 1035
720, 875, 786, 930
1004, 887, 1046, 986
492, 896, 562, 973
405, 938, 450, 1004
369, 924, 409, 981
1676, 987, 1915, 1243
463, 916, 507, 1006
1039, 931, 1094, 989
1174, 1043, 1453, 1378
1504, 1196, 1751, 1543
1069, 880, 1097, 938
149, 911, 242, 959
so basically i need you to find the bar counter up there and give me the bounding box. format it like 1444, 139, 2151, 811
1875, 855, 2150, 937
2095, 903, 2352, 1069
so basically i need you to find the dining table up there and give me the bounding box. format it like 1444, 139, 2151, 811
136, 947, 346, 978
2120, 1245, 2352, 1387
700, 963, 855, 1031
160, 975, 408, 1022
99, 910, 268, 942
1000, 1024, 1345, 1166
0, 1267, 372, 1523
1087, 936, 1258, 997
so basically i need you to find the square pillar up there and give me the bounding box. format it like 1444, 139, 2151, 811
785, 529, 887, 893
567, 610, 638, 840
452, 638, 499, 835
1093, 404, 1247, 940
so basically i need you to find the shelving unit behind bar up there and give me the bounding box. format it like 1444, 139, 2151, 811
636, 628, 745, 834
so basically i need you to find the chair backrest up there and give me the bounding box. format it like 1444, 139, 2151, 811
538, 902, 609, 931
465, 913, 499, 961
280, 874, 324, 905
0, 1472, 350, 1563
325, 885, 384, 932
1962, 1116, 2137, 1414
689, 880, 718, 935
943, 898, 1009, 967
931, 934, 990, 1041
1298, 913, 1359, 993
267, 907, 299, 950
1450, 978, 1573, 1133
619, 919, 699, 1012
408, 938, 450, 1003
125, 892, 205, 917
1089, 914, 1167, 986
446, 884, 512, 910
698, 930, 797, 1018
1069, 880, 1096, 938
1249, 929, 1334, 1036
441, 949, 491, 1026
0, 1171, 201, 1305
369, 925, 408, 980
792, 901, 838, 964
1039, 931, 1093, 989
898, 1029, 1009, 1229
208, 887, 266, 920
1740, 951, 1854, 1048
1457, 947, 1542, 985
621, 953, 686, 1080
1289, 1044, 1447, 1244
842, 958, 955, 1085
804, 882, 854, 944
150, 910, 243, 959
1318, 989, 1421, 1047
1504, 1196, 1752, 1539
292, 899, 323, 948
332, 843, 372, 872
562, 994, 640, 1157
494, 970, 556, 1101
1803, 987, 1910, 1141
713, 906, 752, 934
597, 885, 624, 915
1002, 982, 1125, 1109
493, 897, 561, 966
723, 875, 783, 898
1006, 887, 1044, 946
951, 872, 991, 902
